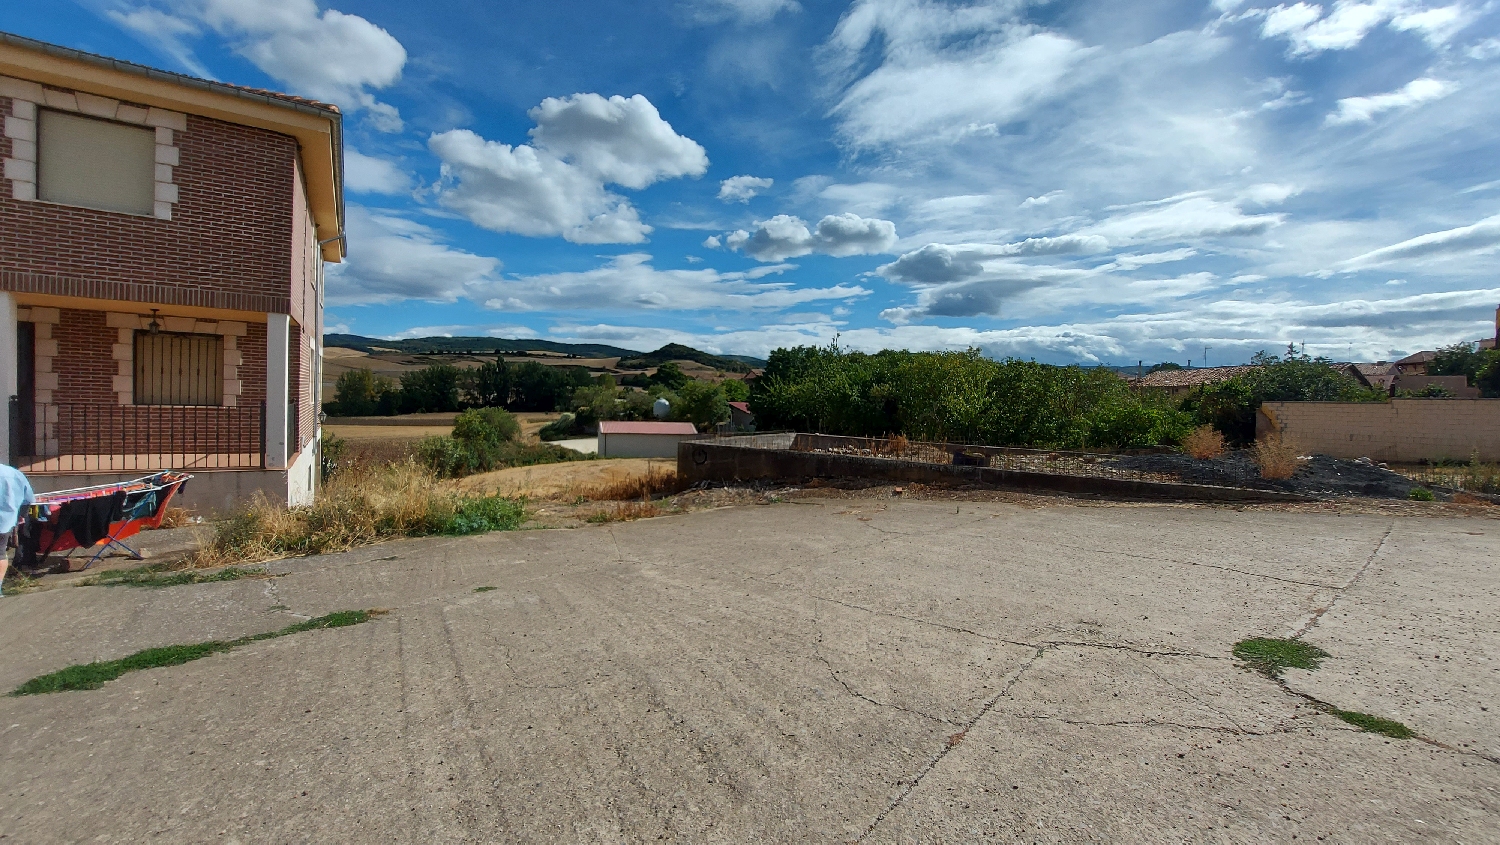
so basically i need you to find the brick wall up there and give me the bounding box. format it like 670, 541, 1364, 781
1259, 400, 1500, 462
54, 308, 115, 403
0, 88, 297, 312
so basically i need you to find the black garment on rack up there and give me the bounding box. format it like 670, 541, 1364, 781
54, 492, 126, 548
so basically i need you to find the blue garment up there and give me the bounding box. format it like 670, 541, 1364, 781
0, 464, 35, 533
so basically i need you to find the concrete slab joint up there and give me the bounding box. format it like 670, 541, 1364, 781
1, 74, 181, 220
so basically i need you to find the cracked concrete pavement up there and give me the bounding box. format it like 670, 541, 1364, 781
0, 498, 1496, 842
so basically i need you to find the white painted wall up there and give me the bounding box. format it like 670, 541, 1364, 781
599, 432, 696, 459
265, 313, 290, 469
286, 436, 318, 507
0, 292, 15, 464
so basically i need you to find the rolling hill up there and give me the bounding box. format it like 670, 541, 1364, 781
323, 335, 767, 370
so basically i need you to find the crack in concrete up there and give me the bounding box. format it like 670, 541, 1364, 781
856, 646, 1047, 842
1010, 713, 1302, 737
809, 603, 962, 727
813, 595, 1223, 660
1048, 540, 1340, 589
1291, 522, 1394, 639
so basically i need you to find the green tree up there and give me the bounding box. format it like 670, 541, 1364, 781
330, 368, 392, 416
673, 380, 730, 430
461, 361, 512, 408
1183, 347, 1385, 444
721, 378, 750, 403
1431, 342, 1500, 394
650, 362, 690, 391
399, 365, 462, 413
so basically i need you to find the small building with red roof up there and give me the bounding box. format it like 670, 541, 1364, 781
598, 421, 699, 459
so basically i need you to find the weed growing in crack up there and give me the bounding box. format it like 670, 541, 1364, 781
78, 564, 266, 589
11, 610, 382, 695
1329, 709, 1415, 739
1233, 637, 1328, 677
474, 586, 497, 593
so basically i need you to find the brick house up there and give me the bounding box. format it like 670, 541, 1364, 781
0, 32, 342, 512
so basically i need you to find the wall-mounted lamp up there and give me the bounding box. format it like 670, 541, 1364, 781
147, 309, 161, 335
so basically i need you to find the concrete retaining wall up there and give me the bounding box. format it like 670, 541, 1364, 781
678, 434, 1304, 503
1259, 399, 1500, 462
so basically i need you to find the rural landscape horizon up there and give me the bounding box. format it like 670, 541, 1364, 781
8, 0, 1500, 364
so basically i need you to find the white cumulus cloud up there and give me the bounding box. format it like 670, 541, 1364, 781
1260, 1, 1476, 56
474, 253, 868, 312
824, 0, 1091, 148
343, 149, 411, 194
111, 0, 408, 131
326, 206, 500, 304
718, 175, 775, 203
721, 213, 898, 261
429, 94, 707, 244
1325, 77, 1457, 125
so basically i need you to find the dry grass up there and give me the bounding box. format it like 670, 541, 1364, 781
584, 501, 662, 523
186, 460, 524, 568
1181, 425, 1227, 460
880, 434, 912, 456
157, 506, 196, 529
1399, 454, 1500, 494
1252, 433, 1303, 480
577, 466, 683, 501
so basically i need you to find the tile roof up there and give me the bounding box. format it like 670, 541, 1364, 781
598, 421, 699, 435
1130, 365, 1261, 389
728, 401, 752, 414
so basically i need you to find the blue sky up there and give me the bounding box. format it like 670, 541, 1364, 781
7, 0, 1500, 365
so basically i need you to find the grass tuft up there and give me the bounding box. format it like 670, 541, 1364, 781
1408, 487, 1435, 501
1329, 709, 1415, 739
187, 460, 525, 567
11, 610, 378, 696
1252, 433, 1302, 480
1181, 425, 1227, 460
473, 586, 497, 593
1233, 637, 1329, 677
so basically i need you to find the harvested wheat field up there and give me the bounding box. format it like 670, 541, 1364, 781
448, 457, 672, 500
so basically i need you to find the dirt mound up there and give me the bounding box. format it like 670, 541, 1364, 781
1111, 451, 1415, 499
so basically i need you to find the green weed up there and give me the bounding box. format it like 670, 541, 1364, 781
1329, 709, 1415, 739
473, 586, 497, 593
1233, 637, 1329, 677
11, 610, 379, 695
1408, 487, 1435, 501
82, 564, 264, 588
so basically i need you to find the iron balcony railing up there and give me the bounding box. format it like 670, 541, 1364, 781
8, 397, 265, 472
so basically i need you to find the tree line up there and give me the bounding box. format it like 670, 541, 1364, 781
749, 343, 1386, 449
327, 359, 750, 432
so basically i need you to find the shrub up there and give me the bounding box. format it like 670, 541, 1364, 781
453, 407, 520, 446
1408, 487, 1435, 501
1183, 347, 1386, 445
1252, 433, 1302, 480
1181, 425, 1227, 460
419, 435, 589, 479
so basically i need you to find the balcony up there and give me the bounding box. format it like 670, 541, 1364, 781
8, 399, 267, 473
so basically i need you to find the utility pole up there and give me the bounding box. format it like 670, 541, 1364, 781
1203, 346, 1210, 368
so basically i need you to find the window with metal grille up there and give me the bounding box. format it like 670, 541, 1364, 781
134, 332, 224, 406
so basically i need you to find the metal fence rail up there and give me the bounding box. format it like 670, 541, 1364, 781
10, 399, 265, 472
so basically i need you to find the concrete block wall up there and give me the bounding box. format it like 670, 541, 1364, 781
1260, 400, 1500, 462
